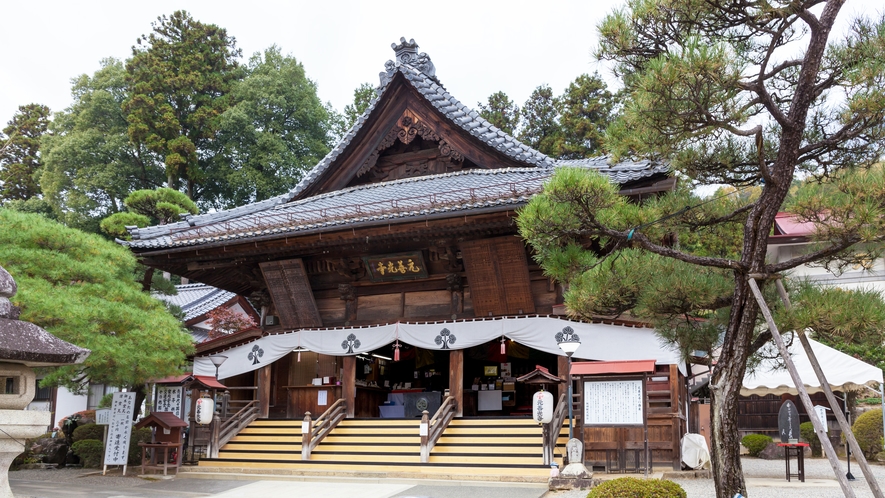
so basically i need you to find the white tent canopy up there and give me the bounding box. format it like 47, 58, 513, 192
741, 337, 883, 396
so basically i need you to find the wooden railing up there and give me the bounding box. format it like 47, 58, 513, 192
301, 399, 346, 460
543, 392, 568, 465
210, 399, 259, 458
420, 395, 456, 462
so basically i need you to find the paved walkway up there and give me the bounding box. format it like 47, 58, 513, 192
9, 470, 549, 498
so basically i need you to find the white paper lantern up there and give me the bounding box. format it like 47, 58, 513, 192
195, 396, 214, 425
533, 390, 554, 424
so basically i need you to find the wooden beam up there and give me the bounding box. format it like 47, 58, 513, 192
558, 355, 569, 401
449, 349, 463, 417
774, 280, 884, 498
343, 356, 356, 418
257, 365, 271, 419
747, 277, 855, 498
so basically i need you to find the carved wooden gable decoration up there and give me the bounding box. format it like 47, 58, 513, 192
460, 236, 536, 317
353, 109, 466, 185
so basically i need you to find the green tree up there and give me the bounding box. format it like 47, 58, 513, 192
41, 59, 165, 234
477, 91, 520, 135
208, 46, 333, 208
123, 10, 241, 201
555, 73, 615, 159
0, 104, 51, 202
343, 82, 376, 131
520, 2, 885, 496
518, 85, 560, 157
0, 209, 194, 414
101, 187, 198, 239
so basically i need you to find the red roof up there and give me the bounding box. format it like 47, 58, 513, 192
153, 374, 194, 385
150, 373, 226, 390
193, 375, 226, 389
135, 411, 188, 430
571, 359, 656, 376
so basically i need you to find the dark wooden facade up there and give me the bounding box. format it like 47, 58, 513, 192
128, 39, 678, 468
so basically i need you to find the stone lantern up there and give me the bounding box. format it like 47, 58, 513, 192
0, 266, 89, 498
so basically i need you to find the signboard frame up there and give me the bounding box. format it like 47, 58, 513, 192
103, 391, 136, 475
582, 376, 647, 427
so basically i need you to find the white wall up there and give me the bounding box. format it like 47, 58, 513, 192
54, 386, 88, 427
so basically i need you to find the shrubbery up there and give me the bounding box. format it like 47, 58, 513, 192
586, 477, 686, 498
128, 427, 153, 466
741, 434, 773, 457
850, 409, 883, 459
800, 421, 822, 457
72, 423, 104, 443
71, 440, 104, 468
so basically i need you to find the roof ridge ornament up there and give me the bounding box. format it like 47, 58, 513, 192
379, 37, 437, 88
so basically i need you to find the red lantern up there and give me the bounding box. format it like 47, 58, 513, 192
500, 337, 507, 355
394, 341, 401, 362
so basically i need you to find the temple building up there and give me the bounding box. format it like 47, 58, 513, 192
125, 38, 687, 478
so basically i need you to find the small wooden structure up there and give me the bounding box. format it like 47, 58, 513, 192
134, 412, 188, 476
573, 360, 686, 472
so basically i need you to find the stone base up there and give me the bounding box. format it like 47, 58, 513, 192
561, 462, 592, 478
661, 469, 712, 479
548, 476, 600, 491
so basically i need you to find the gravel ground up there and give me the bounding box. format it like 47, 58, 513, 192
546, 457, 885, 498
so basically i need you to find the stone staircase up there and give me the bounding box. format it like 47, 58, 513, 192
190, 417, 568, 482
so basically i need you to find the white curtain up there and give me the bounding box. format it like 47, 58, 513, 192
194, 316, 683, 380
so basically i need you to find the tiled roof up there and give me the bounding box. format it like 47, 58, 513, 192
125, 39, 670, 251
130, 168, 548, 249
154, 283, 238, 322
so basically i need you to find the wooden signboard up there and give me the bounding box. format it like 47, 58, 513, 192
259, 259, 323, 329
362, 251, 428, 282
583, 379, 645, 426
104, 392, 136, 474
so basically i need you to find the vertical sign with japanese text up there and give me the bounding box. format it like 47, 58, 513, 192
155, 386, 183, 418
103, 392, 136, 466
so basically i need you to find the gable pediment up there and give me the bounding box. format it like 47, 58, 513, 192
351, 109, 467, 185
296, 72, 544, 198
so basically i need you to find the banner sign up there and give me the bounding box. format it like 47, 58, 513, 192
104, 392, 136, 466
363, 251, 428, 282
193, 317, 684, 380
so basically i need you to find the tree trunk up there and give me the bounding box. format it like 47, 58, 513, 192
131, 384, 147, 421
709, 280, 758, 498
141, 267, 155, 292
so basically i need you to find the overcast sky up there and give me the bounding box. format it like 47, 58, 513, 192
1, 1, 880, 125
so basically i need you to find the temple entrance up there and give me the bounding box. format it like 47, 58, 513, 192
258, 338, 563, 420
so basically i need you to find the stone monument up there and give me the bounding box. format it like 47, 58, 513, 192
548, 438, 595, 491
0, 265, 89, 498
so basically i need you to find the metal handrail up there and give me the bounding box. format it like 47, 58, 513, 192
421, 396, 456, 462
301, 399, 346, 460
543, 392, 568, 465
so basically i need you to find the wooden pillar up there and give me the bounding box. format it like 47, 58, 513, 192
557, 355, 569, 400
449, 349, 463, 417
257, 364, 271, 418
669, 364, 681, 470
343, 356, 356, 418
